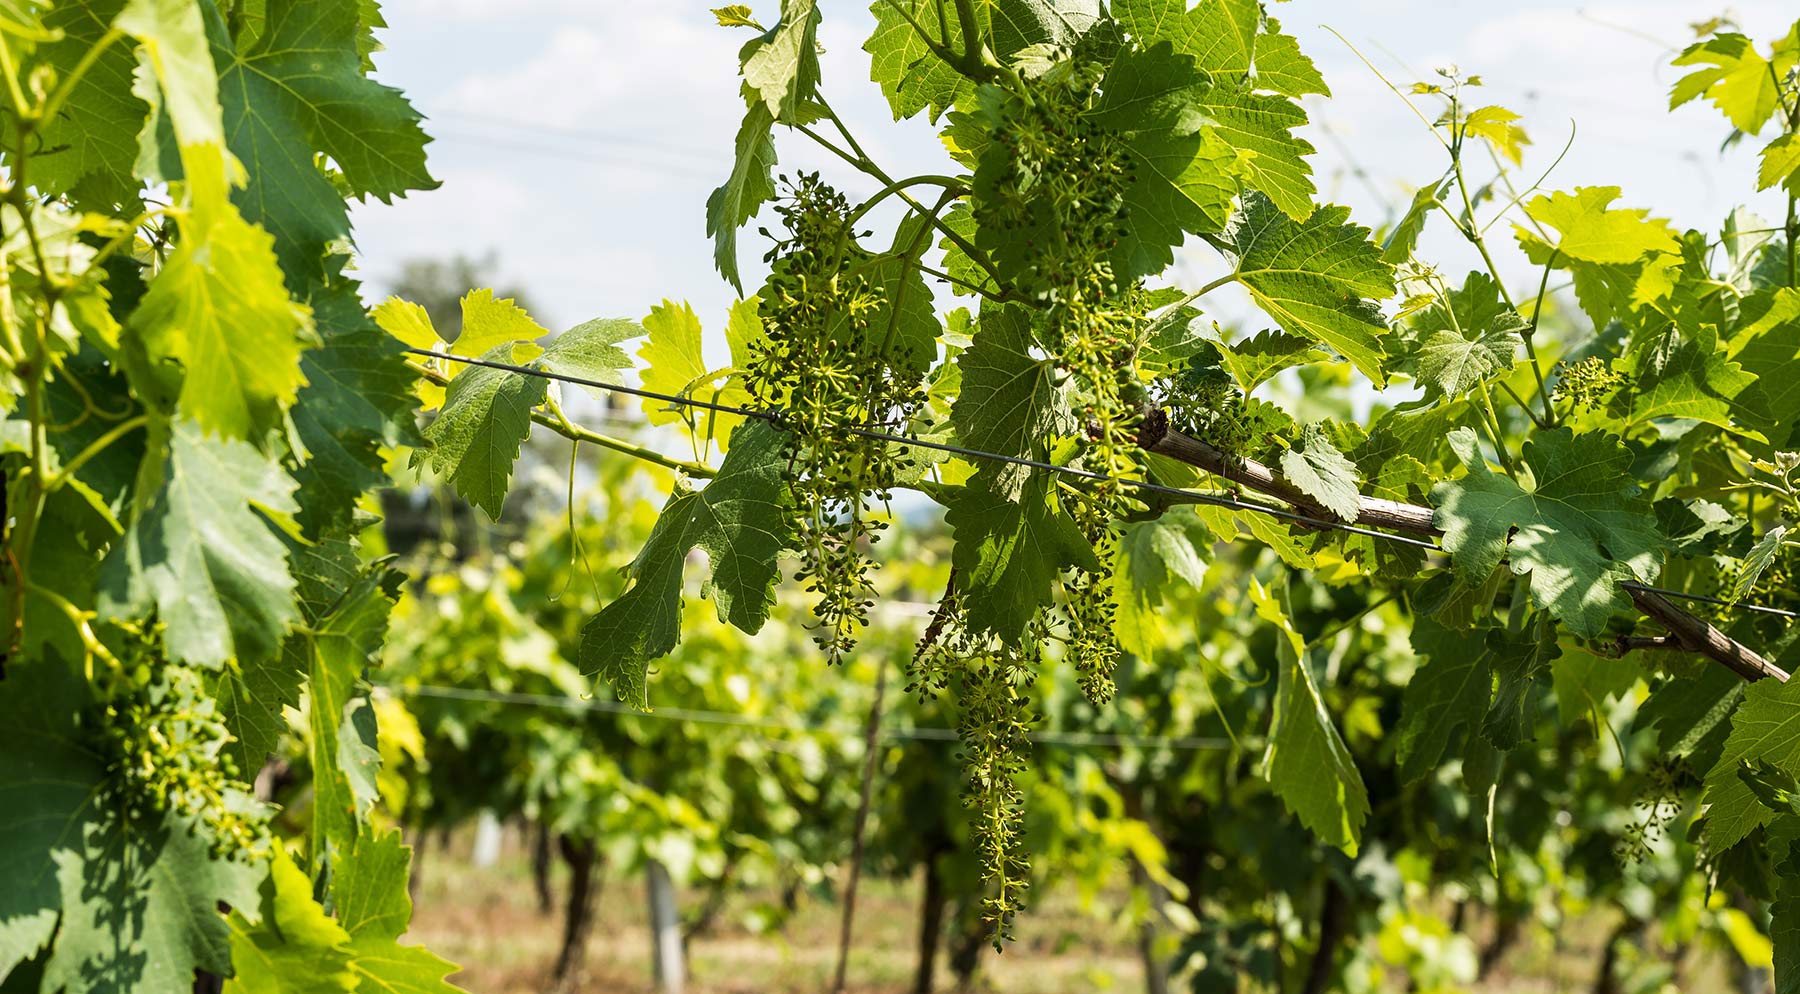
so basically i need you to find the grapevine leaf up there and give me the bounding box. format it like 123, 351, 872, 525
332, 830, 414, 941
1733, 525, 1790, 602
1704, 674, 1800, 851
1382, 180, 1448, 263
205, 0, 436, 286
1277, 423, 1360, 521
1518, 187, 1681, 265
1621, 324, 1758, 432
1197, 88, 1315, 218
945, 469, 1101, 643
1252, 17, 1329, 98
337, 831, 463, 994
1729, 289, 1800, 443
452, 288, 546, 360
1760, 134, 1800, 195
128, 198, 316, 442
1215, 329, 1326, 393
706, 94, 778, 295
1741, 761, 1800, 819
99, 419, 301, 668
739, 0, 820, 121
1398, 617, 1497, 784
1462, 105, 1529, 165
1548, 652, 1639, 727
1480, 623, 1558, 750
290, 279, 425, 539
289, 546, 399, 850
864, 0, 971, 121
639, 299, 712, 424
1431, 427, 1662, 638
418, 344, 548, 520
1089, 44, 1243, 275
224, 851, 357, 994
1113, 515, 1207, 656
1224, 191, 1396, 384
1670, 28, 1797, 134
211, 646, 303, 779
987, 0, 1101, 57
950, 303, 1064, 499
865, 211, 943, 378
1253, 580, 1368, 855
0, 656, 266, 994
3, 0, 144, 208
579, 420, 795, 708
1114, 0, 1256, 80
1638, 664, 1743, 758
538, 316, 637, 386
1410, 271, 1525, 397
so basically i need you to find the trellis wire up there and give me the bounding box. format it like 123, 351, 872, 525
404, 347, 1798, 621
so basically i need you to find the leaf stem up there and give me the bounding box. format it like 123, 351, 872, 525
37, 28, 124, 127
44, 415, 148, 496
844, 174, 967, 230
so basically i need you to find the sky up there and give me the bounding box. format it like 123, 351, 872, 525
346, 1, 1798, 355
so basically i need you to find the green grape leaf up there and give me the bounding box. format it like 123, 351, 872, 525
337, 831, 463, 994
865, 212, 943, 377
1277, 423, 1360, 521
1619, 324, 1758, 432
639, 299, 713, 423
864, 0, 971, 121
332, 830, 414, 941
1215, 329, 1327, 393
6, 0, 144, 208
1224, 192, 1396, 384
1670, 28, 1797, 134
1196, 87, 1314, 218
579, 421, 794, 708
207, 0, 436, 286
950, 303, 1064, 499
1549, 652, 1639, 727
290, 279, 425, 539
1398, 617, 1499, 783
452, 288, 546, 360
1733, 524, 1790, 602
946, 468, 1101, 643
538, 316, 638, 386
1638, 664, 1744, 758
1462, 105, 1529, 164
1431, 427, 1661, 638
1382, 180, 1448, 263
1480, 622, 1559, 750
1704, 674, 1800, 851
128, 202, 316, 442
1518, 186, 1681, 265
1253, 580, 1368, 855
1741, 760, 1800, 819
1087, 44, 1243, 276
706, 94, 778, 295
1112, 514, 1207, 656
1253, 17, 1329, 98
1728, 289, 1800, 443
288, 545, 398, 850
1760, 134, 1800, 195
1410, 271, 1525, 397
987, 0, 1101, 57
0, 656, 266, 994
212, 645, 304, 780
99, 419, 300, 668
224, 851, 358, 994
739, 0, 820, 121
418, 343, 548, 520
1115, 0, 1255, 79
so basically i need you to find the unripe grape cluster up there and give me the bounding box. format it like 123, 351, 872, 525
93, 641, 267, 859
745, 172, 925, 663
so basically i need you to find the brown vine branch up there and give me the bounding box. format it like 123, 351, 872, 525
1136, 411, 1789, 684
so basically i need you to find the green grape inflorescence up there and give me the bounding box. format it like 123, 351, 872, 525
1551, 355, 1628, 412
746, 172, 925, 664
974, 49, 1154, 706
92, 640, 268, 859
